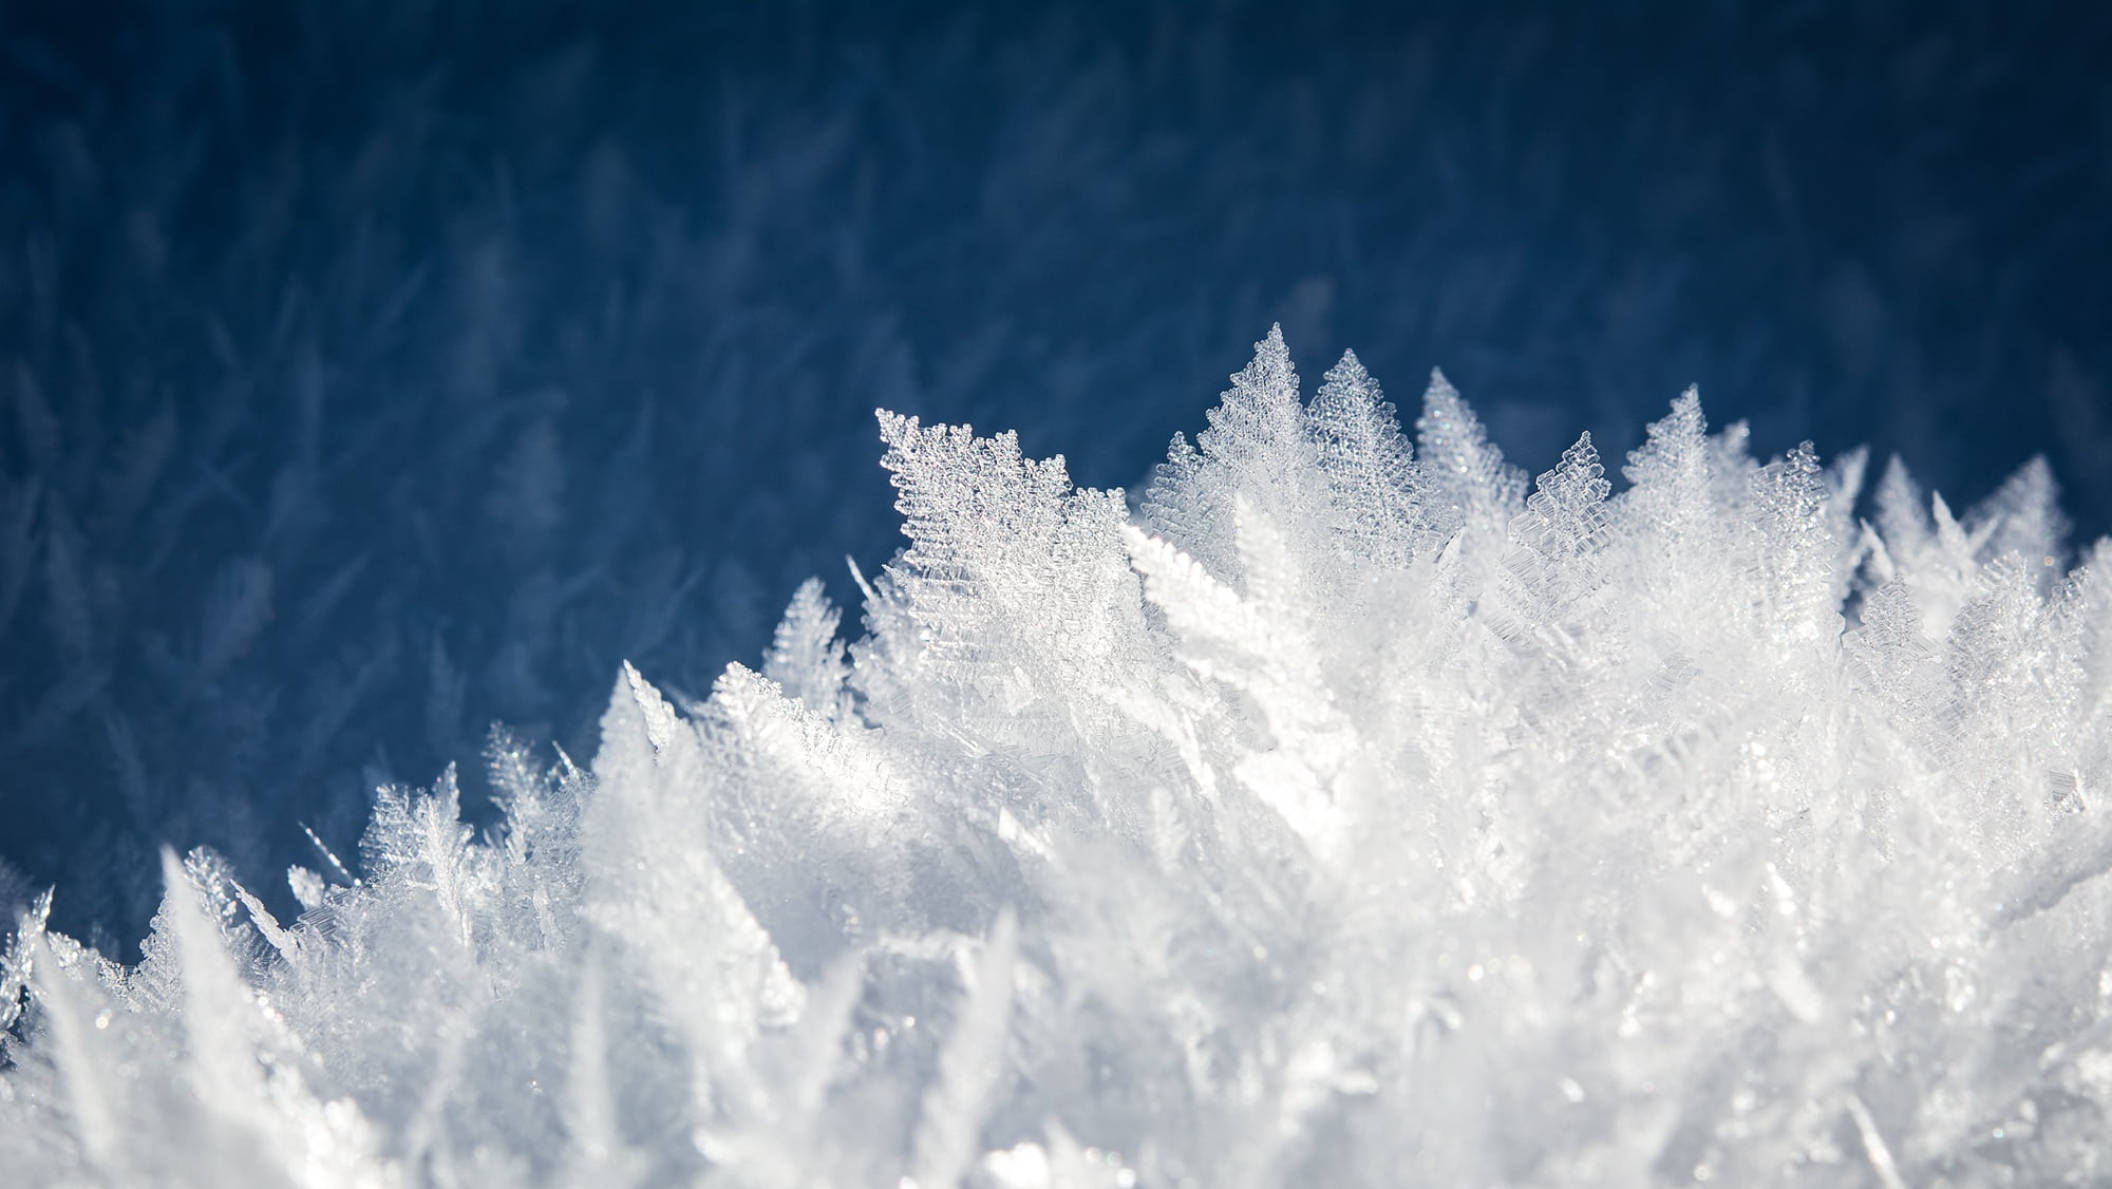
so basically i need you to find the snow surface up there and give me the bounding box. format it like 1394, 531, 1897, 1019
5, 327, 2111, 1185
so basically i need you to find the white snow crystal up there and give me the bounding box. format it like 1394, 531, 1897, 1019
5, 327, 2112, 1185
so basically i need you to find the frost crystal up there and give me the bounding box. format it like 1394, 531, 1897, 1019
6, 328, 2112, 1186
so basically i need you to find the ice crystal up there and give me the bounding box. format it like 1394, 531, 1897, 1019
6, 329, 2112, 1186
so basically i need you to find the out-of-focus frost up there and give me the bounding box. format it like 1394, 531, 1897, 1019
6, 327, 2112, 1186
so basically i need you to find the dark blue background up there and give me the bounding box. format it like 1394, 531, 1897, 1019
3, 0, 2109, 948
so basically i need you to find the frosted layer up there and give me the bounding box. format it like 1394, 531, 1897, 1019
5, 328, 2110, 1186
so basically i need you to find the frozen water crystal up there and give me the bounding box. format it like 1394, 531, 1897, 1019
5, 328, 2112, 1185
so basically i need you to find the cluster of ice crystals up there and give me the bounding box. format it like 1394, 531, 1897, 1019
6, 327, 2112, 1186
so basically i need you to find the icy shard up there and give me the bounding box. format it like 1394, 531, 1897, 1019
6, 329, 2112, 1186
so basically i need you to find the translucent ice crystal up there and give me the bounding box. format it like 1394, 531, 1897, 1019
6, 328, 2111, 1186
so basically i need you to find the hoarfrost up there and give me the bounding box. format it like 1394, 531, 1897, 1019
6, 328, 2112, 1185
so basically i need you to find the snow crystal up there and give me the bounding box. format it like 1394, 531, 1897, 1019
6, 328, 2112, 1185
